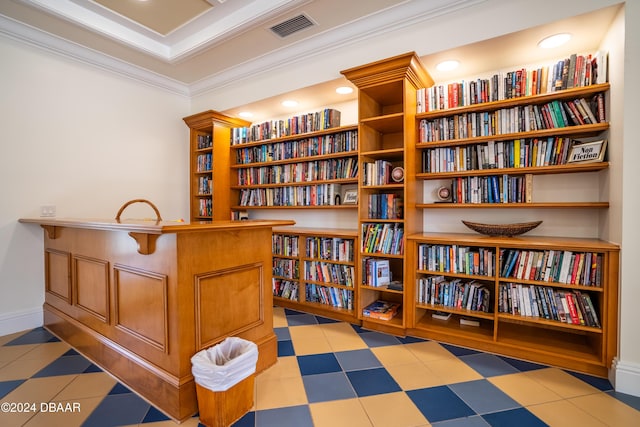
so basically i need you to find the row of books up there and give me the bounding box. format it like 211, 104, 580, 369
305, 284, 353, 310
234, 131, 358, 164
361, 258, 391, 287
196, 176, 212, 195
500, 249, 602, 286
239, 184, 344, 207
362, 300, 400, 320
197, 199, 212, 217
367, 193, 404, 219
305, 237, 355, 262
196, 153, 212, 173
236, 158, 357, 185
418, 96, 603, 143
416, 52, 607, 112
421, 137, 579, 174
498, 283, 600, 327
272, 258, 299, 280
417, 276, 491, 313
362, 160, 399, 186
304, 261, 355, 287
273, 279, 298, 301
196, 133, 212, 150
231, 108, 342, 144
361, 223, 404, 255
449, 174, 532, 204
418, 244, 495, 277
272, 233, 300, 257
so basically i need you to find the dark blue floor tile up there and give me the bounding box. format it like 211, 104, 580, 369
350, 324, 367, 334
334, 348, 381, 371
459, 353, 519, 377
346, 367, 401, 397
432, 415, 492, 426
83, 363, 103, 373
449, 380, 520, 414
398, 335, 427, 344
302, 371, 356, 403
278, 340, 295, 357
62, 348, 80, 356
607, 391, 640, 411
108, 382, 133, 395
441, 343, 481, 357
286, 314, 318, 326
315, 315, 339, 324
0, 379, 25, 399
255, 405, 313, 427
32, 355, 93, 378
274, 327, 291, 341
497, 356, 547, 372
141, 405, 170, 423
4, 327, 56, 345
407, 385, 476, 423
566, 370, 613, 391
358, 331, 402, 347
81, 393, 151, 427
232, 411, 255, 427
297, 353, 341, 376
284, 308, 305, 316
481, 407, 547, 427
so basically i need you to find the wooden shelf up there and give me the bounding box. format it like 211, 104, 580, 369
417, 202, 609, 209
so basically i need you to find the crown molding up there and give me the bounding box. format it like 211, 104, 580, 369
0, 14, 189, 96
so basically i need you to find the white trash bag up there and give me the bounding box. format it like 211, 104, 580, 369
191, 337, 258, 391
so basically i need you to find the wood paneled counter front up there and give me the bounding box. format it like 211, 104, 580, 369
19, 217, 294, 421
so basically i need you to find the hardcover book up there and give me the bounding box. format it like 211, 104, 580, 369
362, 300, 400, 320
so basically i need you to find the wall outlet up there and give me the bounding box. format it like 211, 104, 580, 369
40, 205, 56, 217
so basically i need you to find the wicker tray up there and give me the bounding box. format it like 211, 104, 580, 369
462, 220, 542, 237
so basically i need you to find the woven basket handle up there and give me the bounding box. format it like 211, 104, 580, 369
115, 199, 162, 223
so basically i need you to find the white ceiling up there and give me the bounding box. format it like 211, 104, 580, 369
0, 0, 622, 120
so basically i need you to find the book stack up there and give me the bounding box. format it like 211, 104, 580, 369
362, 300, 400, 321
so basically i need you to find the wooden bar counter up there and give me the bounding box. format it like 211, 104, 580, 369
19, 216, 294, 421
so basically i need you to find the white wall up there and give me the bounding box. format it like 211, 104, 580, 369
0, 36, 190, 335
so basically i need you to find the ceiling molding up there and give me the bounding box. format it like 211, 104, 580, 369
0, 14, 189, 96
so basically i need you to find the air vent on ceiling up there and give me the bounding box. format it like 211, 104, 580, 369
270, 14, 315, 38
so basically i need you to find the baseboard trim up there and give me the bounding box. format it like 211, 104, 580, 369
612, 358, 640, 397
0, 307, 43, 336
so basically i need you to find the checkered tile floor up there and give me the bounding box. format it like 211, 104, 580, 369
1, 307, 639, 426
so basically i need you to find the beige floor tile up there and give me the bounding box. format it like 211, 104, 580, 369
256, 355, 301, 381
0, 343, 39, 363
527, 400, 608, 427
19, 341, 71, 360
310, 398, 373, 427
22, 396, 104, 427
273, 306, 288, 328
254, 375, 307, 410
289, 324, 333, 355
489, 372, 564, 406
320, 322, 368, 352
386, 361, 447, 390
568, 392, 640, 426
0, 357, 61, 381
370, 344, 420, 367
54, 371, 118, 400
359, 391, 429, 427
136, 417, 201, 427
525, 368, 600, 398
0, 329, 31, 346
427, 358, 483, 384
404, 341, 458, 363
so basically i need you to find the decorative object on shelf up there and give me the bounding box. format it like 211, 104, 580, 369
436, 185, 452, 202
391, 166, 405, 182
115, 199, 162, 223
462, 220, 542, 237
342, 189, 358, 204
568, 139, 608, 163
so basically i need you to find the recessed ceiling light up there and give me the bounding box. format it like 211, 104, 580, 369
238, 111, 253, 118
336, 86, 353, 94
538, 33, 571, 49
436, 60, 459, 71
282, 100, 298, 107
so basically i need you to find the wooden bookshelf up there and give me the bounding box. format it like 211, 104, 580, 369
406, 232, 619, 377
342, 52, 434, 334
183, 111, 251, 221
272, 227, 359, 323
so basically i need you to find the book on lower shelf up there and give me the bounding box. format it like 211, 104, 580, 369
460, 317, 480, 327
362, 300, 400, 320
432, 311, 452, 321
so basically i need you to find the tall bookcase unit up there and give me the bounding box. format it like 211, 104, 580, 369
272, 227, 359, 323
341, 52, 434, 335
183, 111, 250, 221
229, 125, 359, 211
406, 233, 619, 377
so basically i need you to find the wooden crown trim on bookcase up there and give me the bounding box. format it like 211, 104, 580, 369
183, 110, 251, 129
340, 51, 433, 89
